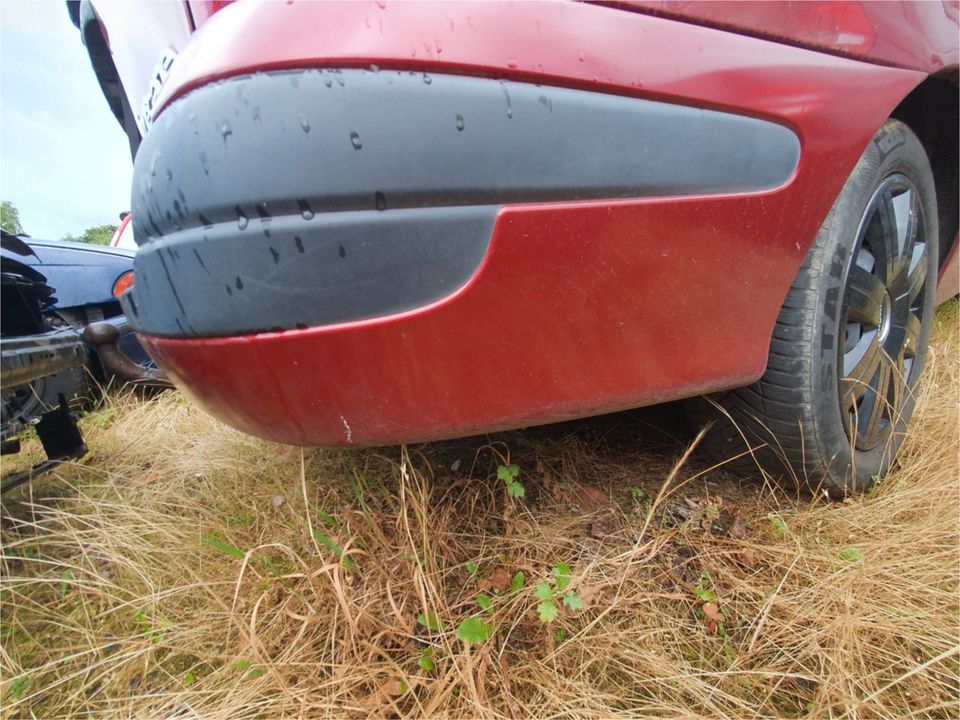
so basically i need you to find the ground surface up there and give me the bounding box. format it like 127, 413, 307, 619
1, 301, 957, 719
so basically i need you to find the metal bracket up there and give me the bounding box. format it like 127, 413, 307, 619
1, 395, 87, 493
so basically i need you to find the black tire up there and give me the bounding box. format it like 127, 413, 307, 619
688, 119, 939, 497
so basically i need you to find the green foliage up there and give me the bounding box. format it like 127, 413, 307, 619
538, 599, 559, 622
631, 486, 653, 517
183, 671, 196, 687
535, 565, 583, 623
232, 660, 263, 680
7, 674, 30, 700
418, 647, 435, 671
562, 592, 584, 611
314, 508, 346, 533
416, 611, 443, 631
497, 464, 525, 498
58, 569, 74, 598
261, 557, 281, 578
1, 200, 24, 235
838, 546, 863, 562
694, 571, 717, 602
838, 546, 864, 564
456, 617, 491, 644
767, 513, 787, 536
511, 571, 525, 593
476, 593, 493, 614
311, 530, 355, 570
465, 560, 479, 576
62, 224, 117, 246
555, 627, 566, 643
694, 586, 716, 602
134, 609, 171, 643
201, 536, 245, 560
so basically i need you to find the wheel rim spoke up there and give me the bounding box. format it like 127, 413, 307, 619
890, 187, 914, 257
901, 312, 921, 361
841, 335, 882, 411
845, 265, 885, 327
874, 190, 900, 283
906, 242, 927, 306
857, 360, 892, 447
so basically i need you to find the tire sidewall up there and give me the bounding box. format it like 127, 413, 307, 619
810, 120, 939, 494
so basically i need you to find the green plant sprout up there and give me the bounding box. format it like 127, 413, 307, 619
497, 464, 525, 498
456, 617, 491, 644
418, 647, 436, 671
536, 563, 583, 623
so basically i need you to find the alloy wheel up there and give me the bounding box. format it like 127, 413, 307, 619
839, 173, 929, 451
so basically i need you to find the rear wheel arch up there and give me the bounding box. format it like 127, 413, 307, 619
890, 68, 959, 273
689, 119, 938, 497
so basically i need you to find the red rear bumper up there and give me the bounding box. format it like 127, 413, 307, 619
143, 195, 793, 445
133, 1, 923, 446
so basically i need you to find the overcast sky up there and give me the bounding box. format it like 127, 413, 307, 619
1, 0, 133, 239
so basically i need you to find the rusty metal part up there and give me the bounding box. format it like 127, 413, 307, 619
1, 397, 87, 493
83, 321, 171, 387
0, 326, 87, 390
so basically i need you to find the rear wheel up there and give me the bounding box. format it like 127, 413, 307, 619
690, 120, 938, 497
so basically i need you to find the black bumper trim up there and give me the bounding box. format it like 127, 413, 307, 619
125, 206, 497, 337
128, 69, 800, 337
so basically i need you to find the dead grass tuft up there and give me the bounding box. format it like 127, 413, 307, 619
2, 300, 957, 718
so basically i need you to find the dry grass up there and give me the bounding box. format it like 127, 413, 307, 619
1, 301, 957, 719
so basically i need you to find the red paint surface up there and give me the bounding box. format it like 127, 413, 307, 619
620, 1, 959, 73
137, 1, 934, 446
151, 0, 928, 121
936, 234, 960, 306
109, 213, 132, 249
185, 0, 235, 31
143, 196, 792, 445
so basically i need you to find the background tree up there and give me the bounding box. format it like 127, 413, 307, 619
62, 224, 117, 246
1, 200, 24, 235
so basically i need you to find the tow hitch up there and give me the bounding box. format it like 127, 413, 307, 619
83, 321, 170, 387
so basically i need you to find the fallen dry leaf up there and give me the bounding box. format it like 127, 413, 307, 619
479, 567, 512, 593
476, 652, 490, 705
499, 653, 524, 719
729, 513, 747, 539
380, 679, 404, 697
566, 485, 607, 511
671, 496, 704, 521
590, 512, 620, 539
788, 675, 820, 692
536, 459, 555, 492
577, 583, 605, 607
703, 601, 722, 623
130, 471, 158, 488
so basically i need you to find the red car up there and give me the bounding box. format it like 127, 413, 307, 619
72, 1, 958, 495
